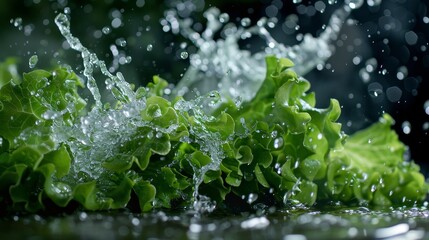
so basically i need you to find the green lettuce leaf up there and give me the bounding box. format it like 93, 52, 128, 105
0, 56, 427, 214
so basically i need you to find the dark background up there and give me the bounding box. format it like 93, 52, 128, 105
0, 0, 428, 173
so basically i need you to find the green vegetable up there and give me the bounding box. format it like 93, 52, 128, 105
0, 56, 427, 214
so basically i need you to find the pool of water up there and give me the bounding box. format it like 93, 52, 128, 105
2, 207, 429, 239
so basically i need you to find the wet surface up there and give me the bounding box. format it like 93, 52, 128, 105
2, 207, 429, 239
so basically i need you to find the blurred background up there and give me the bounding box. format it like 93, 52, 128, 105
0, 0, 428, 173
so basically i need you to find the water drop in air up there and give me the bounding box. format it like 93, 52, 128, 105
146, 44, 153, 51
386, 86, 402, 102
28, 55, 38, 69
315, 1, 326, 13
423, 122, 429, 131
345, 0, 364, 9
64, 7, 71, 14
102, 27, 111, 34
180, 51, 189, 59
402, 121, 411, 134
219, 13, 229, 23
368, 82, 383, 98
247, 193, 258, 204
352, 56, 361, 65
116, 38, 127, 47
405, 31, 418, 45
367, 0, 382, 7
424, 100, 429, 115
396, 66, 408, 80
240, 18, 251, 27
136, 0, 145, 8
11, 17, 23, 30
111, 18, 122, 28
365, 58, 378, 72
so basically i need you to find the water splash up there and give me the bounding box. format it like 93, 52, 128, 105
169, 2, 366, 102
54, 13, 135, 108
49, 1, 385, 213
52, 11, 228, 212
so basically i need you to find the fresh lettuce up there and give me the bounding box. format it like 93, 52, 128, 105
0, 56, 427, 214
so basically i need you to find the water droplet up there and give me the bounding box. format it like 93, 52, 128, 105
179, 42, 187, 49
111, 18, 122, 28
116, 38, 127, 47
64, 7, 71, 14
396, 66, 408, 80
146, 44, 153, 52
348, 227, 359, 237
11, 17, 23, 30
402, 121, 411, 134
273, 137, 284, 149
345, 0, 364, 9
136, 0, 145, 8
180, 51, 189, 59
33, 215, 42, 222
28, 55, 38, 69
386, 86, 402, 102
405, 31, 418, 45
240, 18, 251, 27
424, 100, 429, 115
240, 217, 270, 229
79, 212, 88, 221
359, 68, 370, 83
365, 58, 378, 72
102, 26, 111, 34
352, 56, 361, 65
131, 217, 140, 226
423, 122, 429, 131
315, 1, 326, 13
368, 82, 383, 98
219, 13, 229, 23
247, 193, 258, 204
267, 18, 278, 28
367, 0, 382, 6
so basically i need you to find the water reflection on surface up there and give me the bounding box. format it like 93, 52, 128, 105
2, 206, 429, 239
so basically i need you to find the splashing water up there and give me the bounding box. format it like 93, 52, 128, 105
55, 13, 136, 108
48, 1, 381, 212
169, 2, 370, 102
51, 12, 229, 212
